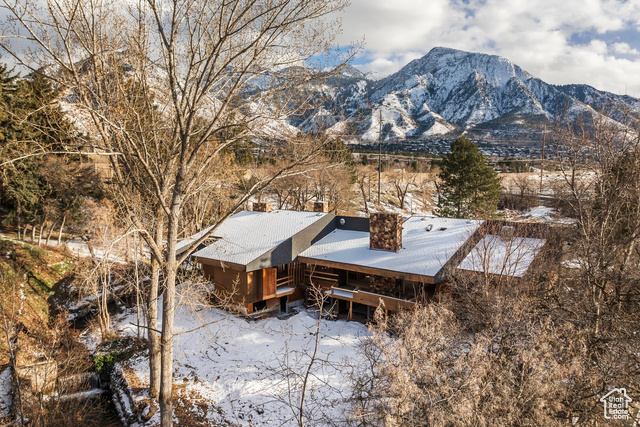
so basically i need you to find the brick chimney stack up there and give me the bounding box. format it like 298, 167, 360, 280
313, 201, 328, 213
252, 202, 272, 212
369, 213, 402, 252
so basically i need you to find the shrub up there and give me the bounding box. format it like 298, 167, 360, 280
499, 192, 538, 211
94, 352, 116, 374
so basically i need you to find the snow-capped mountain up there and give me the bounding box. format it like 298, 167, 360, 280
54, 47, 640, 144
311, 47, 640, 142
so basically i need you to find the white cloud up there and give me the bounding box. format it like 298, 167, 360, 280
335, 0, 640, 96
612, 42, 640, 56
339, 0, 465, 56
355, 52, 424, 79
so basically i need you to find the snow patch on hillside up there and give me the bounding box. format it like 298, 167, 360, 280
0, 366, 11, 419
361, 105, 416, 141
424, 121, 456, 136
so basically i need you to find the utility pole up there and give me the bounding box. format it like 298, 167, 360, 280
378, 109, 382, 204
539, 124, 546, 193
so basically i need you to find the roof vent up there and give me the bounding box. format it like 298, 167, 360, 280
339, 218, 346, 226
425, 224, 433, 231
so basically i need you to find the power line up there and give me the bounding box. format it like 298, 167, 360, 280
378, 109, 382, 205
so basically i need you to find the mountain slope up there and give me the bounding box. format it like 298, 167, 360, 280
53, 47, 640, 144
315, 47, 640, 142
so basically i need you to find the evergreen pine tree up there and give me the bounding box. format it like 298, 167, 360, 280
0, 63, 18, 143
436, 136, 501, 218
0, 64, 22, 210
1, 70, 75, 233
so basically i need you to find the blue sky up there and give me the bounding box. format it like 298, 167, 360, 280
335, 0, 640, 96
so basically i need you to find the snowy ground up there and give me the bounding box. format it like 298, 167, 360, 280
0, 232, 125, 262
85, 295, 371, 426
522, 206, 573, 224
0, 367, 12, 419
51, 238, 132, 263
501, 205, 576, 225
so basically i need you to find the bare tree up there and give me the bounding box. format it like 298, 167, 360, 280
266, 282, 343, 427
313, 163, 354, 213
355, 165, 373, 214
350, 292, 593, 426
75, 199, 134, 340
1, 0, 354, 424
271, 171, 300, 209
512, 173, 535, 198
553, 111, 640, 335
389, 169, 417, 211
500, 172, 538, 211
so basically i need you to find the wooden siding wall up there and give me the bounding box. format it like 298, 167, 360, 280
203, 263, 308, 309
289, 287, 306, 302
202, 265, 258, 304
261, 267, 277, 299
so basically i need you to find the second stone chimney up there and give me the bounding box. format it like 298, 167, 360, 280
252, 202, 272, 212
313, 201, 329, 213
369, 213, 402, 252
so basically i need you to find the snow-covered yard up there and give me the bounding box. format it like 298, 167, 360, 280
85, 297, 370, 426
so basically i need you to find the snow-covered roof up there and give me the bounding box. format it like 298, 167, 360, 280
299, 216, 482, 279
176, 225, 216, 256
457, 234, 545, 278
191, 210, 331, 267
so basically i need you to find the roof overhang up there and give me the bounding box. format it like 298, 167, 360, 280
195, 256, 247, 272
298, 256, 435, 284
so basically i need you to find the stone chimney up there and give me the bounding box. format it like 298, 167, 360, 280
252, 202, 272, 212
313, 201, 328, 213
369, 213, 402, 252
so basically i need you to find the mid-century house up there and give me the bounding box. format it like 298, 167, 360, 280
182, 202, 548, 319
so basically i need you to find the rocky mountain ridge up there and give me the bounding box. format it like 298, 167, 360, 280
52, 47, 640, 145
317, 47, 640, 143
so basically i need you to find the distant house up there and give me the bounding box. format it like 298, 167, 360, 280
185, 202, 549, 319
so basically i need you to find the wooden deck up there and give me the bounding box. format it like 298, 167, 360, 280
326, 286, 416, 314
305, 269, 339, 286
305, 265, 417, 315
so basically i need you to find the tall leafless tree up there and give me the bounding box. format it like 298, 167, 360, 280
0, 0, 355, 424
554, 111, 640, 335
389, 168, 417, 211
